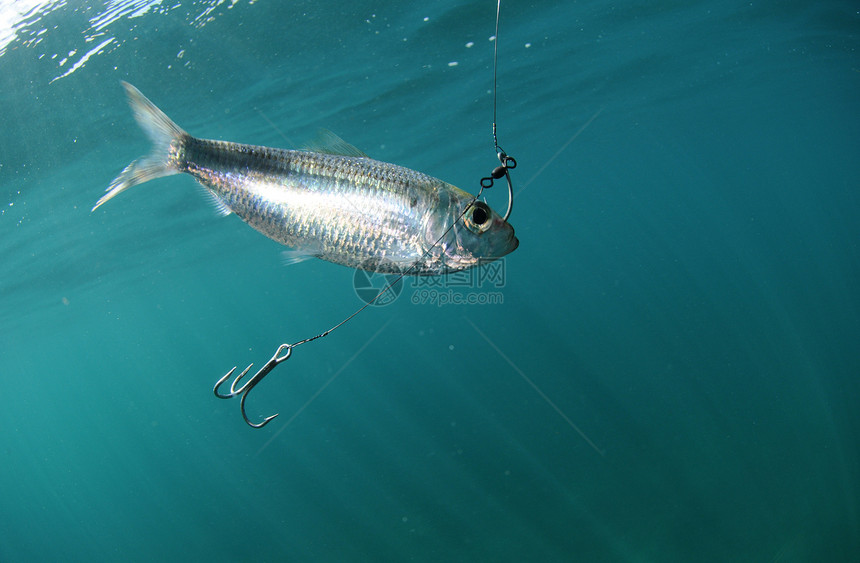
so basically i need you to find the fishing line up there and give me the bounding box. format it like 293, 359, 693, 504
485, 0, 517, 221
216, 1, 518, 427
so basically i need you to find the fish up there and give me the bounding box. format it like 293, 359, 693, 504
94, 82, 518, 275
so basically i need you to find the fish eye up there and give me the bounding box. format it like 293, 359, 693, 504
464, 202, 492, 234
471, 205, 488, 225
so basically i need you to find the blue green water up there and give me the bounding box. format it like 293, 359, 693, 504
1, 1, 858, 561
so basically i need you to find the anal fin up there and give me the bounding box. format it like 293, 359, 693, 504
281, 249, 318, 266
198, 185, 233, 216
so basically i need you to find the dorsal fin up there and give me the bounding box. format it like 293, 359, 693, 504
303, 129, 369, 158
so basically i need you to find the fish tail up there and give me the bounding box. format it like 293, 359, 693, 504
92, 82, 187, 211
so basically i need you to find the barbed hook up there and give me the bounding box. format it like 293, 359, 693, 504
213, 343, 293, 428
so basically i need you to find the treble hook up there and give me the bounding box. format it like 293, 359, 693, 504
214, 343, 293, 428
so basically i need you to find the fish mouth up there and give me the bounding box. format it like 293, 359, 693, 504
491, 232, 518, 259
492, 216, 519, 255
503, 225, 519, 254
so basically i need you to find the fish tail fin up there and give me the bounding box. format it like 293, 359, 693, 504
92, 82, 187, 212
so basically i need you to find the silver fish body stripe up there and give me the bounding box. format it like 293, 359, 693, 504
94, 83, 518, 274
178, 137, 469, 274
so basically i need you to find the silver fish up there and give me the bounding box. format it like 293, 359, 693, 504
94, 82, 518, 275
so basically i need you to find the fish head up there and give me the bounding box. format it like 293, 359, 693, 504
436, 194, 518, 272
